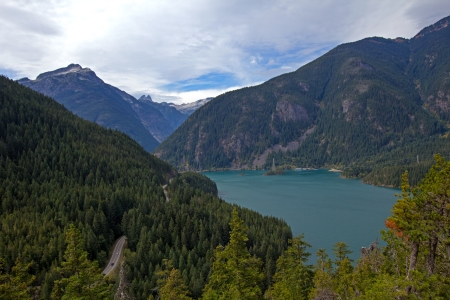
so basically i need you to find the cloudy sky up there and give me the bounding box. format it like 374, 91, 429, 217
1, 0, 449, 104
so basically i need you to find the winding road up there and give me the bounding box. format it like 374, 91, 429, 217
102, 236, 127, 276
163, 184, 170, 202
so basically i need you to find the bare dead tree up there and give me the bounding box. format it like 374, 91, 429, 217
360, 238, 379, 258
114, 260, 134, 300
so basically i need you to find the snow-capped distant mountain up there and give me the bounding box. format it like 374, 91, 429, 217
170, 98, 213, 115
140, 96, 212, 116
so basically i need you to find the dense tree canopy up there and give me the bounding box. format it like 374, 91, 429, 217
51, 224, 111, 299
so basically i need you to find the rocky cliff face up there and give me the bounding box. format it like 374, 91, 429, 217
275, 100, 309, 122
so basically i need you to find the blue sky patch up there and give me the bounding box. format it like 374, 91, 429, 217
247, 42, 335, 70
0, 68, 19, 80
163, 72, 240, 92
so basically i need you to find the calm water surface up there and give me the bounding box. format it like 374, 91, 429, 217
203, 169, 398, 261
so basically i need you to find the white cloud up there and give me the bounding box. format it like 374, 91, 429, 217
1, 0, 450, 103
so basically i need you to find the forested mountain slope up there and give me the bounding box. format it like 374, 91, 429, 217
155, 16, 450, 186
0, 77, 291, 299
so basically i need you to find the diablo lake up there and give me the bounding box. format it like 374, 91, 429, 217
203, 169, 399, 261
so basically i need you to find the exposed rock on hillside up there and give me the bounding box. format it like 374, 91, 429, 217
275, 100, 309, 122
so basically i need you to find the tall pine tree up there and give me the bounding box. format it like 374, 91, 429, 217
51, 224, 111, 299
203, 208, 263, 299
264, 235, 313, 299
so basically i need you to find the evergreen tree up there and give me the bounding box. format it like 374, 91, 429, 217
331, 242, 354, 299
357, 274, 408, 299
157, 259, 191, 300
51, 224, 111, 299
309, 248, 334, 300
203, 208, 264, 299
264, 235, 313, 299
0, 259, 35, 300
161, 270, 191, 300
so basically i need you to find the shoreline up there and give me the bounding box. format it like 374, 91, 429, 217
201, 168, 398, 189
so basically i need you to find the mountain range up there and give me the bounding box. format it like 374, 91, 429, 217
155, 15, 450, 186
13, 16, 450, 187
18, 65, 211, 150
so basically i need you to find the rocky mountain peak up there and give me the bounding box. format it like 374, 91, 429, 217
33, 64, 102, 84
138, 95, 154, 102
173, 97, 212, 115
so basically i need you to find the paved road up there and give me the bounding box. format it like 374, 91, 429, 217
102, 236, 126, 276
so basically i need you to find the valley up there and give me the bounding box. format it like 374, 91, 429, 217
1, 10, 450, 300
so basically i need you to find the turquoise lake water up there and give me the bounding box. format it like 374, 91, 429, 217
203, 169, 399, 261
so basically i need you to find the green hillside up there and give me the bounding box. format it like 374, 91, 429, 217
155, 16, 450, 187
0, 76, 291, 299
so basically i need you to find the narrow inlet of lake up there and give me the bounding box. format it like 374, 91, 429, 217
203, 169, 398, 261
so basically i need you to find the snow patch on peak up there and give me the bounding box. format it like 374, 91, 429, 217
171, 98, 212, 115
36, 64, 95, 80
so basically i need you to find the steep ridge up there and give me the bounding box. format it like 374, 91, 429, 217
155, 16, 450, 186
137, 95, 188, 138
18, 64, 161, 151
408, 16, 450, 121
